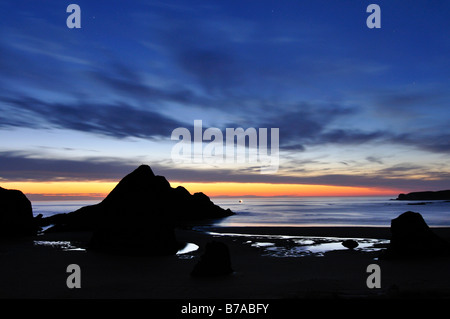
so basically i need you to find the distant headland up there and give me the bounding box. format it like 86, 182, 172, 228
396, 189, 450, 201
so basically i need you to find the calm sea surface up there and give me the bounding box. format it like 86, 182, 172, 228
32, 196, 450, 227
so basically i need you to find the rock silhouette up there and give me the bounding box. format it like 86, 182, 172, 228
87, 165, 179, 255
341, 239, 358, 250
191, 241, 233, 277
396, 190, 450, 201
0, 187, 38, 237
382, 211, 450, 259
41, 165, 234, 255
42, 165, 234, 232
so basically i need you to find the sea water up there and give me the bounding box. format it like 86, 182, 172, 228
31, 197, 450, 257
32, 196, 450, 227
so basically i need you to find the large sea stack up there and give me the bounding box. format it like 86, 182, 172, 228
382, 211, 450, 259
42, 165, 234, 255
88, 165, 179, 255
0, 187, 37, 237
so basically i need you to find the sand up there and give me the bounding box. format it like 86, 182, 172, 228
1, 226, 450, 301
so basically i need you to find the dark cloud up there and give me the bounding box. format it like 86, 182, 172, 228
389, 132, 450, 154
372, 89, 447, 116
317, 129, 387, 145
0, 151, 138, 182
177, 49, 239, 92
1, 152, 449, 192
366, 156, 384, 165
254, 103, 390, 150
254, 102, 450, 154
0, 95, 185, 139
88, 62, 205, 106
374, 164, 426, 179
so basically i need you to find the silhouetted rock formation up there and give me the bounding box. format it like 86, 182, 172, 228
382, 211, 450, 259
42, 165, 234, 232
87, 165, 180, 255
191, 241, 233, 277
341, 239, 358, 250
41, 165, 234, 255
0, 187, 38, 237
396, 190, 450, 201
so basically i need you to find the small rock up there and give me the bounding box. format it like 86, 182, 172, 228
191, 241, 233, 277
342, 239, 358, 250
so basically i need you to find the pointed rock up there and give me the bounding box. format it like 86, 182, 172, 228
41, 165, 234, 255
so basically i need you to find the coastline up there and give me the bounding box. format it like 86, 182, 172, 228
1, 225, 450, 299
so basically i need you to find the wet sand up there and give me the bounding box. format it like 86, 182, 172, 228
1, 226, 450, 300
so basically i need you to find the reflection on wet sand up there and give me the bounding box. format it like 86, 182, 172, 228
205, 230, 389, 257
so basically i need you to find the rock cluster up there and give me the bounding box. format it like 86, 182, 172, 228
41, 165, 234, 255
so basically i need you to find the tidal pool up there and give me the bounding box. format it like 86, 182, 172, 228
206, 231, 389, 257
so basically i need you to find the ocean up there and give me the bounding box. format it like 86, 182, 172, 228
32, 196, 450, 227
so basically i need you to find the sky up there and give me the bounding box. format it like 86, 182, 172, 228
0, 0, 449, 200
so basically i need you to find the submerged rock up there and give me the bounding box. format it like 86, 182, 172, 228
0, 187, 38, 237
382, 211, 450, 259
191, 241, 233, 277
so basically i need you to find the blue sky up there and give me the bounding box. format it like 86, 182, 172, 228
0, 0, 449, 195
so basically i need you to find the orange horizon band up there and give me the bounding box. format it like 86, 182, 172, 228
0, 180, 400, 198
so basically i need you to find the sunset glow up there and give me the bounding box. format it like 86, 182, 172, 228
0, 180, 398, 201
172, 182, 399, 198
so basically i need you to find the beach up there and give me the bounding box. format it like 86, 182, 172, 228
1, 226, 450, 300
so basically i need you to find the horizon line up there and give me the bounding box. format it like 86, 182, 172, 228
25, 193, 400, 202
